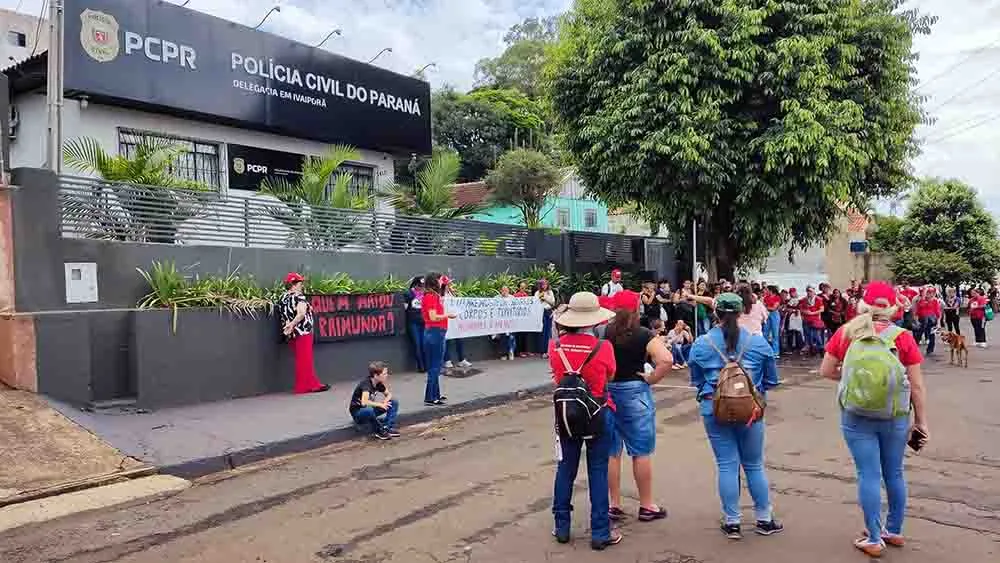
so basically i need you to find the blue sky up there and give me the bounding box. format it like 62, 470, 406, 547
4, 0, 999, 215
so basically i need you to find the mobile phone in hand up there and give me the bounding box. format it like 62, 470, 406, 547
908, 428, 927, 452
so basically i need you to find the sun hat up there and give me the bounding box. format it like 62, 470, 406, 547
715, 292, 744, 313
863, 281, 896, 307
284, 272, 304, 285
556, 292, 616, 328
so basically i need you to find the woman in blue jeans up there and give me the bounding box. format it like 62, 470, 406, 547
421, 273, 456, 406
688, 292, 783, 540
547, 292, 620, 550
605, 291, 673, 523
820, 281, 929, 558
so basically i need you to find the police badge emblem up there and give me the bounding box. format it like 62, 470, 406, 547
232, 158, 246, 175
80, 9, 120, 63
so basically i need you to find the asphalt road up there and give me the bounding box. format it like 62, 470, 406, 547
2, 354, 998, 563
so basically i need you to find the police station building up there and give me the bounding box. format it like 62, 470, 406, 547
3, 0, 431, 201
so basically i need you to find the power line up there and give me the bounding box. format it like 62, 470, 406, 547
30, 0, 48, 57
924, 112, 1000, 144
926, 65, 1000, 112
915, 36, 1000, 92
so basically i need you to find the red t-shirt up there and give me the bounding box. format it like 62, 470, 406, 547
549, 333, 617, 410
421, 291, 448, 330
825, 322, 923, 366
899, 287, 918, 301
915, 298, 941, 319
969, 295, 988, 320
763, 294, 781, 311
800, 297, 826, 328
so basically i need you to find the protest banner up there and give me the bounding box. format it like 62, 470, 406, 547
308, 293, 402, 342
444, 296, 544, 340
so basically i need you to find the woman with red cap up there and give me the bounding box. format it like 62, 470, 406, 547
820, 281, 929, 558
605, 290, 673, 524
279, 273, 330, 394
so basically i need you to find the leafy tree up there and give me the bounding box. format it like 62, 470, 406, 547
260, 145, 371, 249
486, 149, 564, 228
896, 178, 1000, 283
381, 151, 485, 219
547, 0, 931, 279
467, 88, 546, 132
474, 16, 559, 97
432, 88, 511, 181
868, 214, 904, 252
62, 136, 210, 244
890, 249, 973, 285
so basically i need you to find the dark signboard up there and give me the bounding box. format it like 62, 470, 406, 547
227, 144, 305, 191
63, 0, 431, 154
309, 293, 402, 342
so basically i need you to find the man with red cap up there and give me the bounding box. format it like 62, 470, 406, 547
602, 269, 625, 297
279, 273, 330, 394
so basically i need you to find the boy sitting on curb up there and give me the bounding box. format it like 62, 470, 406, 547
349, 362, 400, 440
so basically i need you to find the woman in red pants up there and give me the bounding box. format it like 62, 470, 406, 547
280, 272, 330, 394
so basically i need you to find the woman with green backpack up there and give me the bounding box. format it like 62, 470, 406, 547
820, 281, 929, 558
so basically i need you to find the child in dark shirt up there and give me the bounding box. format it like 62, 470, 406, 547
349, 362, 400, 440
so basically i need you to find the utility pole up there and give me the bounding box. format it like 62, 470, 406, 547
46, 0, 64, 173
692, 217, 698, 331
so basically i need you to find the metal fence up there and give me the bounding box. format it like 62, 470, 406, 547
58, 175, 529, 258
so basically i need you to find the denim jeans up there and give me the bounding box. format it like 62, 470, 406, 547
608, 380, 656, 458
352, 399, 399, 433
765, 311, 781, 355
553, 409, 613, 542
918, 316, 938, 353
538, 310, 553, 354
671, 342, 691, 365
972, 317, 986, 343
505, 334, 516, 356
408, 322, 426, 372
423, 328, 446, 403
841, 412, 910, 540
702, 410, 773, 525
786, 329, 803, 352
444, 338, 466, 362
804, 324, 826, 351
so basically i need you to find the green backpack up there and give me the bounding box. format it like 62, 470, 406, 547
838, 325, 910, 420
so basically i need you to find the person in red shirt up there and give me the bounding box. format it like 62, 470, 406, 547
762, 286, 782, 354
421, 273, 456, 406
800, 286, 826, 356
898, 281, 918, 303
915, 287, 943, 355
968, 288, 989, 347
548, 292, 622, 549
820, 281, 928, 557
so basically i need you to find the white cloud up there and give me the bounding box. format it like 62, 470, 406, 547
2, 0, 569, 88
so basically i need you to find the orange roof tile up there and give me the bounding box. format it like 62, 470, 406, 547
450, 181, 493, 208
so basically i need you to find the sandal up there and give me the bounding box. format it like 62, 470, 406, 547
609, 507, 627, 521
854, 537, 885, 558
859, 529, 904, 548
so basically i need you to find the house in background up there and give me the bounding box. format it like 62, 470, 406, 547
453, 172, 610, 232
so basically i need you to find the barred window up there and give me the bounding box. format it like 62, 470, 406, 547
326, 162, 376, 201
118, 129, 222, 189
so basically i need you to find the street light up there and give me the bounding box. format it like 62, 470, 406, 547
180, 0, 192, 6
315, 28, 342, 48
252, 6, 281, 30
367, 47, 392, 64
416, 62, 437, 75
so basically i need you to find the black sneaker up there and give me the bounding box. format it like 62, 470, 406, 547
386, 428, 401, 438
590, 533, 623, 551
373, 430, 391, 441
721, 523, 743, 540
552, 529, 570, 544
755, 519, 784, 536
439, 396, 448, 402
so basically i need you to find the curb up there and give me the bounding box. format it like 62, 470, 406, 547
161, 383, 554, 479
0, 475, 190, 534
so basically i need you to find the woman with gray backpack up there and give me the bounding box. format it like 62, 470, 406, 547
820, 281, 929, 558
688, 292, 782, 540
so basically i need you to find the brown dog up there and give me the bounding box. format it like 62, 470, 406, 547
941, 331, 968, 368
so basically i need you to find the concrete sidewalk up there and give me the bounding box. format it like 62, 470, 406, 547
46, 359, 554, 478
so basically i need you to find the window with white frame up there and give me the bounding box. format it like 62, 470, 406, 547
584, 208, 597, 229
556, 207, 570, 228
117, 129, 222, 189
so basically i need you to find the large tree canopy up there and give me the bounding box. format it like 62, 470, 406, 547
547, 0, 930, 278
474, 16, 559, 98
894, 178, 1000, 283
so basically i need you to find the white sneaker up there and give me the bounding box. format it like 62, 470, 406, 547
508, 352, 515, 361
459, 360, 472, 368
445, 361, 455, 369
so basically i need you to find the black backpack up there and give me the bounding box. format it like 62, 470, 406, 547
553, 339, 607, 440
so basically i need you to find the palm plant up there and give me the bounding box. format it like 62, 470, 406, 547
63, 136, 211, 244
259, 145, 371, 250
380, 151, 486, 219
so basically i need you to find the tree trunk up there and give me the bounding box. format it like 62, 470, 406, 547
707, 233, 736, 282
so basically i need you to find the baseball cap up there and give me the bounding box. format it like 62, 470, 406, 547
613, 289, 640, 311
863, 281, 896, 307
715, 292, 743, 313
284, 272, 304, 285
440, 275, 452, 286
611, 269, 622, 279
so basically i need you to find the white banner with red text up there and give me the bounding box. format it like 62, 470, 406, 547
444, 296, 544, 340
